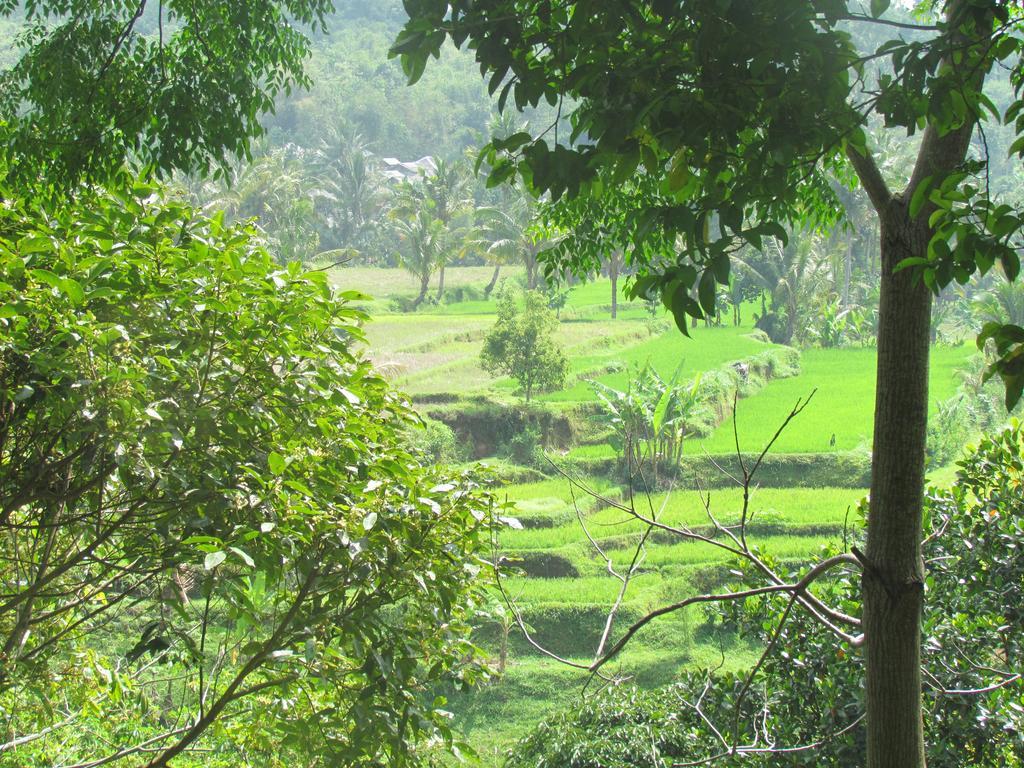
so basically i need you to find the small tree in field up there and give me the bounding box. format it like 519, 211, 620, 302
481, 288, 568, 401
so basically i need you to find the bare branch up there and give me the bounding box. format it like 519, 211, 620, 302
590, 554, 861, 675
0, 715, 77, 754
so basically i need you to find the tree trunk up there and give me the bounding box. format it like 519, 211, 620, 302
610, 255, 619, 319
525, 249, 538, 290
485, 264, 501, 296
843, 238, 853, 307
864, 198, 931, 768
499, 625, 508, 673
411, 272, 430, 309
436, 264, 446, 301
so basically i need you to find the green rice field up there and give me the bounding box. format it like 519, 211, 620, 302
324, 265, 983, 764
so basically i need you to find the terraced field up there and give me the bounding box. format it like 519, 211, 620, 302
328, 265, 976, 763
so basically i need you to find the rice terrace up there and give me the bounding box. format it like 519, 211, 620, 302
329, 263, 980, 763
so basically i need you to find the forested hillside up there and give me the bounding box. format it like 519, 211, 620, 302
265, 0, 496, 159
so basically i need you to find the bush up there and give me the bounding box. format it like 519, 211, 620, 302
443, 284, 486, 304
388, 293, 437, 312
425, 401, 575, 459
406, 416, 466, 464
501, 425, 546, 467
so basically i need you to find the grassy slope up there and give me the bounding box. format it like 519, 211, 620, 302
541, 323, 773, 403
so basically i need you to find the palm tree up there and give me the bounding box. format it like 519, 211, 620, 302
204, 148, 321, 263
469, 192, 550, 293
735, 233, 827, 344
392, 210, 446, 309
313, 127, 387, 257
464, 206, 516, 296
973, 279, 1024, 328
391, 159, 473, 301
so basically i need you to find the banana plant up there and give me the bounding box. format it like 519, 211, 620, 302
593, 362, 704, 485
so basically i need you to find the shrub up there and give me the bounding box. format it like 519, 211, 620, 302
501, 425, 546, 467
480, 287, 568, 401
443, 284, 486, 304
406, 415, 466, 464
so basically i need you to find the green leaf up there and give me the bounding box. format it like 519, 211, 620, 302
60, 278, 85, 305
229, 546, 255, 568
268, 452, 286, 476
29, 268, 61, 289
669, 284, 690, 337
204, 551, 227, 570
697, 269, 716, 316
908, 175, 933, 219
870, 0, 891, 18
895, 256, 930, 272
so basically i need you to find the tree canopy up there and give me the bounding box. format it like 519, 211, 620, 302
480, 287, 568, 401
0, 181, 492, 766
0, 1, 332, 189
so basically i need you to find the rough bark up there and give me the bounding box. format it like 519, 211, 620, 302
847, 17, 981, 752
864, 197, 931, 768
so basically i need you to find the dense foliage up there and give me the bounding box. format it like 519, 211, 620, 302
0, 1, 336, 189
0, 184, 493, 766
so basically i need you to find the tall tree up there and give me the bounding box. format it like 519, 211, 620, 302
392, 2, 1024, 766
0, 1, 334, 190
0, 183, 491, 766
471, 192, 550, 292
313, 127, 389, 255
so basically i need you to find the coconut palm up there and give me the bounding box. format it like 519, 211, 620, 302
391, 158, 474, 300
313, 127, 387, 257
204, 148, 321, 263
735, 233, 828, 344
973, 279, 1024, 328
468, 192, 550, 293
392, 210, 446, 309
